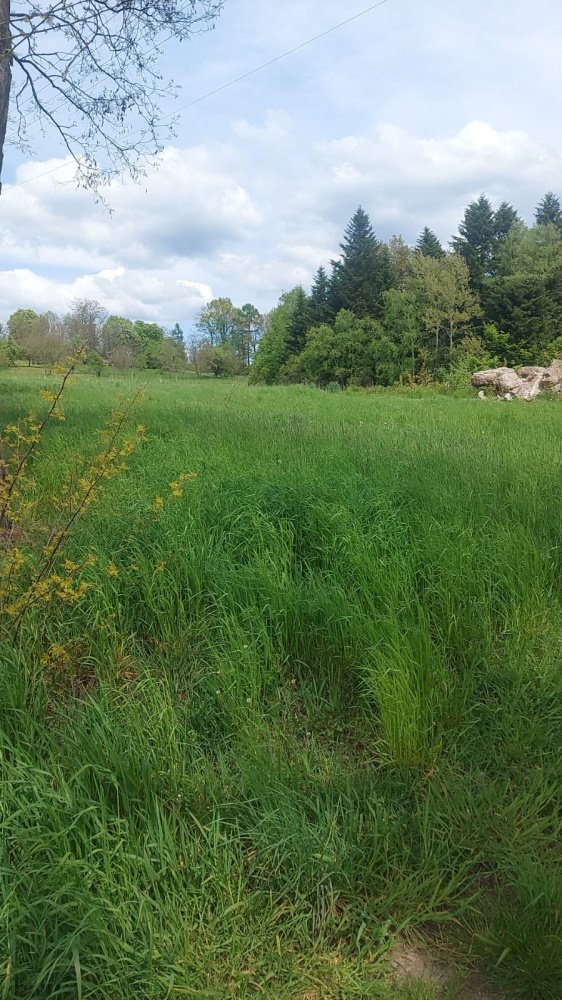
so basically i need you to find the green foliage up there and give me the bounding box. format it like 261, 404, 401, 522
451, 193, 496, 289
249, 288, 302, 384
310, 265, 334, 325
416, 227, 445, 259
330, 206, 394, 317
535, 191, 562, 232
1, 371, 561, 999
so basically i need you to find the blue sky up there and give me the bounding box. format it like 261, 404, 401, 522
1, 0, 562, 333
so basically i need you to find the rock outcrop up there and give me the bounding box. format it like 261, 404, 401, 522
472, 360, 562, 400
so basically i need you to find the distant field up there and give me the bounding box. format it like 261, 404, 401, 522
1, 369, 561, 999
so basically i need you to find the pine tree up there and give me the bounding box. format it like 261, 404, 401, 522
416, 227, 445, 259
535, 192, 562, 232
285, 286, 311, 357
330, 206, 394, 318
309, 266, 333, 325
451, 194, 496, 289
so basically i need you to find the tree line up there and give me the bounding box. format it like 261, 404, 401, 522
3, 191, 562, 385
0, 297, 265, 375
0, 300, 188, 371
250, 192, 562, 388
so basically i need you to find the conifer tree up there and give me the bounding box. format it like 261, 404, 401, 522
491, 202, 521, 276
494, 202, 520, 241
330, 206, 394, 318
451, 194, 497, 290
285, 287, 311, 357
535, 192, 562, 233
309, 266, 333, 325
416, 227, 445, 259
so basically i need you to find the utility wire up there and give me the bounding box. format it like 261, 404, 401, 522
11, 0, 391, 189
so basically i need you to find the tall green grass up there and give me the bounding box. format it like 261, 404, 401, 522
1, 370, 561, 998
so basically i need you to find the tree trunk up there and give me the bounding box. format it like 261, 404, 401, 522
0, 0, 11, 194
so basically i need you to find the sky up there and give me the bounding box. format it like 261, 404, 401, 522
1, 0, 562, 333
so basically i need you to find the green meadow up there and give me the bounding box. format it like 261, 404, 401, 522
1, 369, 561, 999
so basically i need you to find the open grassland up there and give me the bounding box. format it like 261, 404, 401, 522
1, 370, 561, 999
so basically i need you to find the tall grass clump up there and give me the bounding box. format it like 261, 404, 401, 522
1, 368, 561, 999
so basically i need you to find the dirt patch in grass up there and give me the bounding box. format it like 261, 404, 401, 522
388, 940, 503, 999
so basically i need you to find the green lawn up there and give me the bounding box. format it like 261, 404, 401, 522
1, 369, 561, 999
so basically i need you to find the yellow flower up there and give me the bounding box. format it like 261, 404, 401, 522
107, 563, 119, 577
136, 424, 146, 435
156, 560, 166, 572
153, 496, 164, 512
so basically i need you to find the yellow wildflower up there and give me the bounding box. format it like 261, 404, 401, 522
107, 564, 119, 577
153, 496, 164, 512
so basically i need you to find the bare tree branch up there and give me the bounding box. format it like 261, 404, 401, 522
0, 0, 224, 191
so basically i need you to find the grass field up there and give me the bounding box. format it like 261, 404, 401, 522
1, 369, 561, 999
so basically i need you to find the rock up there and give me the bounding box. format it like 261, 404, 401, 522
472, 367, 514, 388
496, 369, 524, 394
541, 359, 562, 389
472, 360, 562, 400
477, 390, 486, 400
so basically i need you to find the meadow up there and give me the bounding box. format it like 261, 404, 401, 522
1, 368, 561, 999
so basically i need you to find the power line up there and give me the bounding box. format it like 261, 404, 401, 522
169, 0, 391, 118
11, 0, 391, 190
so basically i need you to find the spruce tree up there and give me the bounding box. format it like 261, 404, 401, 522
494, 202, 520, 241
330, 206, 394, 318
309, 265, 333, 325
491, 202, 521, 276
285, 286, 311, 357
416, 227, 445, 259
451, 194, 496, 290
535, 192, 562, 232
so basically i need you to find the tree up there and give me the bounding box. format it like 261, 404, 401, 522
330, 206, 394, 318
416, 227, 445, 259
152, 336, 186, 371
249, 288, 301, 384
494, 201, 520, 241
451, 194, 496, 290
238, 304, 263, 367
170, 323, 185, 346
7, 308, 40, 362
100, 315, 140, 358
111, 346, 136, 370
0, 1, 224, 191
195, 298, 241, 347
388, 235, 415, 286
209, 343, 241, 377
535, 192, 562, 233
296, 310, 393, 388
189, 337, 214, 376
284, 286, 310, 358
410, 253, 480, 362
65, 299, 106, 350
7, 308, 65, 365
382, 288, 421, 375
309, 265, 333, 325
